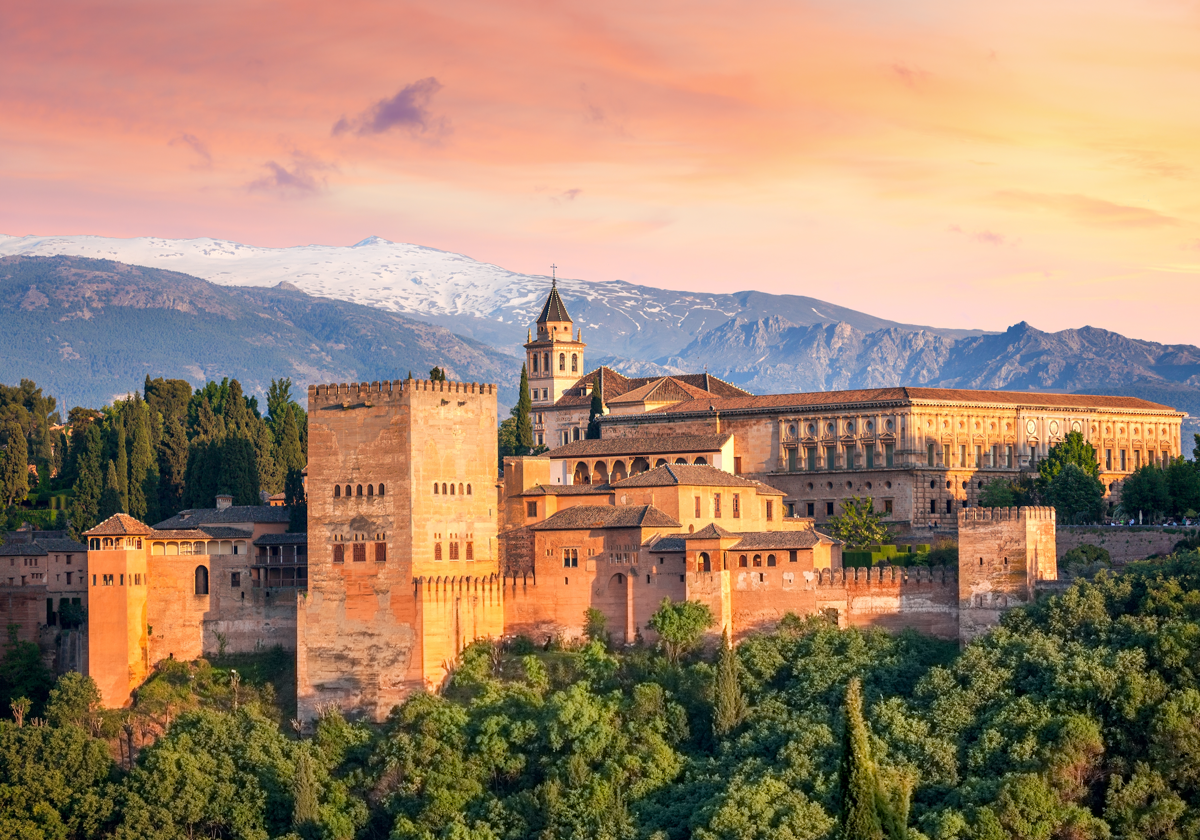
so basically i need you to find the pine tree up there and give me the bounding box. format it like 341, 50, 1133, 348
429, 367, 447, 382
98, 460, 124, 520
712, 630, 748, 738
838, 678, 884, 840
114, 417, 129, 513
0, 421, 29, 507
513, 364, 533, 453
292, 747, 320, 829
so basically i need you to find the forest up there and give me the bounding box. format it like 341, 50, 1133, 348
4, 551, 1200, 839
0, 374, 308, 536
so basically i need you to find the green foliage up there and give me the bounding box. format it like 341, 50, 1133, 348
839, 677, 884, 840
1122, 466, 1172, 521
0, 626, 54, 717
1046, 463, 1104, 524
713, 631, 748, 738
1164, 458, 1200, 519
584, 607, 609, 645
648, 598, 715, 664
0, 420, 30, 508
45, 672, 104, 732
429, 366, 447, 381
499, 364, 535, 463
284, 467, 307, 533
979, 479, 1016, 509
828, 497, 895, 549
1061, 544, 1111, 575
98, 459, 124, 519
587, 390, 604, 439
1038, 431, 1101, 489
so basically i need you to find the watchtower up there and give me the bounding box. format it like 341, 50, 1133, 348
524, 275, 585, 411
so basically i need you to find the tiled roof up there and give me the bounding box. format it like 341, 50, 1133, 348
0, 532, 86, 554
153, 505, 291, 530
196, 526, 254, 539
531, 504, 681, 531
536, 280, 573, 324
729, 530, 830, 550
84, 513, 156, 537
610, 464, 785, 495
687, 523, 737, 540
607, 377, 713, 406
521, 484, 614, 496
36, 538, 88, 553
0, 544, 47, 556
148, 529, 211, 540
557, 367, 750, 408
545, 434, 731, 459
646, 534, 689, 552
641, 386, 1179, 416
254, 532, 308, 546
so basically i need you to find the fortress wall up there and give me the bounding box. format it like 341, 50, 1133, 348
203, 553, 297, 654
1058, 527, 1195, 564
838, 566, 959, 640
416, 575, 505, 692
147, 554, 209, 664
0, 585, 45, 644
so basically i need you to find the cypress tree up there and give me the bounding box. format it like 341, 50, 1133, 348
838, 678, 884, 840
0, 421, 29, 507
253, 419, 281, 496
513, 364, 533, 454
292, 748, 320, 829
265, 378, 293, 438
712, 630, 748, 738
223, 380, 251, 438
128, 398, 158, 523
219, 437, 260, 506
54, 430, 68, 479
586, 391, 604, 439
98, 460, 124, 520
275, 406, 304, 477
158, 413, 189, 517
284, 467, 307, 533
114, 417, 129, 513
68, 425, 104, 536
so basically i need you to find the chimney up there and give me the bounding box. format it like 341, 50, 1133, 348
215, 494, 233, 510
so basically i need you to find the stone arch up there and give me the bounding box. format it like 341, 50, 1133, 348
434, 483, 439, 494
356, 484, 363, 496
738, 554, 748, 567
610, 460, 627, 482
573, 462, 591, 485
194, 565, 209, 596
345, 484, 352, 497
459, 483, 464, 495
592, 461, 609, 484
631, 457, 649, 474
767, 554, 777, 567
442, 482, 448, 495
699, 552, 711, 572
655, 458, 668, 468
693, 456, 707, 465
450, 483, 456, 495
465, 484, 471, 495
674, 457, 688, 465
151, 542, 165, 556
531, 354, 539, 373
753, 554, 762, 567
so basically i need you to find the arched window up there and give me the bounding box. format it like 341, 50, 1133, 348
367, 484, 374, 497
442, 483, 448, 495
571, 354, 578, 372
655, 458, 667, 468
559, 353, 565, 371
753, 555, 762, 567
334, 485, 341, 498
458, 483, 464, 495
543, 352, 549, 370
675, 457, 687, 465
694, 457, 707, 465
356, 484, 363, 496
466, 484, 471, 495
345, 485, 352, 497
450, 483, 455, 495
194, 565, 209, 595
738, 555, 748, 568
767, 554, 777, 567
434, 483, 439, 494
379, 484, 385, 496
532, 354, 539, 373
699, 552, 711, 572
435, 543, 442, 562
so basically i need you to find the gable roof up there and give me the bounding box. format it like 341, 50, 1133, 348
607, 377, 713, 406
646, 534, 689, 552
729, 530, 833, 550
610, 464, 786, 495
520, 483, 614, 496
536, 280, 573, 324
531, 504, 681, 531
553, 367, 750, 409
153, 505, 291, 530
687, 523, 737, 540
84, 513, 156, 537
545, 434, 731, 459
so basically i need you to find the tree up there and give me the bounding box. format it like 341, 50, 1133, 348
648, 598, 714, 664
293, 746, 320, 832
499, 365, 535, 463
838, 678, 884, 840
113, 417, 129, 512
253, 419, 282, 495
827, 497, 893, 549
0, 626, 54, 716
274, 404, 305, 477
586, 391, 604, 439
584, 607, 608, 645
265, 378, 294, 437
1038, 431, 1101, 489
1165, 458, 1200, 517
68, 424, 103, 536
128, 397, 159, 523
285, 467, 307, 533
158, 412, 190, 517
45, 672, 103, 731
429, 367, 447, 382
1046, 463, 1104, 524
1121, 465, 1171, 521
712, 630, 748, 738
98, 460, 124, 519
0, 420, 29, 507
979, 479, 1016, 509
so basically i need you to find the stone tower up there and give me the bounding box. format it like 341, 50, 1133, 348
298, 377, 504, 722
957, 506, 1056, 642
524, 279, 585, 409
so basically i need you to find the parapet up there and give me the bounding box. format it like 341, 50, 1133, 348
308, 379, 497, 409
958, 506, 1056, 524
816, 565, 957, 587
413, 573, 503, 596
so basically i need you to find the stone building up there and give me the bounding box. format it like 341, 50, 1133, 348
0, 529, 87, 629
597, 388, 1185, 531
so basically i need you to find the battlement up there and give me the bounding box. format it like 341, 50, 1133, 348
816, 565, 957, 587
959, 506, 1055, 524
413, 573, 503, 596
307, 379, 497, 409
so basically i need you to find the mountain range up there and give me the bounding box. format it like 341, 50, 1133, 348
0, 235, 1197, 438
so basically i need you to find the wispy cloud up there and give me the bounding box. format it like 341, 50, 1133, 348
332, 77, 446, 137
889, 62, 929, 90
247, 153, 333, 196
169, 133, 212, 167
949, 225, 1008, 245
994, 191, 1180, 228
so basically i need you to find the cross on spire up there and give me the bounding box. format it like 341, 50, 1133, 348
550, 263, 557, 284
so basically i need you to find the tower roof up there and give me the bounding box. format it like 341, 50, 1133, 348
536, 280, 572, 325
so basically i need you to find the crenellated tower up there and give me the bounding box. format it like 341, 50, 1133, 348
524, 276, 585, 409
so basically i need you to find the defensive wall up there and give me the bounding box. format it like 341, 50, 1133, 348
1057, 526, 1197, 565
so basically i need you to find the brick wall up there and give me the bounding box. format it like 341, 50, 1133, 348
1058, 527, 1196, 564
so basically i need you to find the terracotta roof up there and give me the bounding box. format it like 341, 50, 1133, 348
148, 529, 211, 540
153, 505, 291, 530
646, 534, 689, 552
545, 434, 731, 459
195, 526, 254, 539
536, 280, 573, 324
607, 377, 713, 406
521, 484, 614, 496
557, 367, 751, 408
687, 523, 737, 540
610, 464, 785, 495
33, 538, 87, 553
254, 532, 308, 546
531, 504, 681, 531
730, 530, 831, 550
640, 386, 1180, 416
84, 513, 155, 537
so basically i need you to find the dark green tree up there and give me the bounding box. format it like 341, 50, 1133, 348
0, 626, 54, 716
1037, 431, 1100, 495
513, 364, 533, 452
293, 746, 320, 832
979, 478, 1016, 508
265, 378, 294, 437
219, 437, 260, 506
1121, 465, 1171, 521
113, 416, 129, 512
45, 672, 103, 731
1165, 457, 1200, 517
158, 412, 190, 517
429, 367, 447, 382
0, 420, 29, 507
68, 424, 104, 536
98, 460, 124, 519
274, 403, 305, 477
827, 497, 894, 549
1046, 463, 1104, 524
586, 390, 604, 439
712, 630, 748, 738
128, 398, 158, 523
253, 419, 281, 496
285, 467, 307, 533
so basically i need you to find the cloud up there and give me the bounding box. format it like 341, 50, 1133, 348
169, 133, 212, 167
247, 154, 332, 196
332, 77, 445, 137
889, 62, 929, 89
949, 225, 1008, 245
994, 191, 1179, 228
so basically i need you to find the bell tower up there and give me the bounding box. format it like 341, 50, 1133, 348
524, 272, 584, 408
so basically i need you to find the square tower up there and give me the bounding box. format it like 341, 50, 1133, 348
525, 279, 585, 411
298, 377, 502, 721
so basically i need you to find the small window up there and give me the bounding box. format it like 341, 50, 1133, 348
734, 456, 742, 474
739, 555, 747, 568
194, 565, 209, 595
767, 554, 776, 567
766, 501, 773, 521
466, 542, 474, 561
435, 543, 442, 562
789, 550, 797, 563
527, 501, 538, 517
571, 354, 578, 372
375, 543, 387, 562
356, 484, 363, 496
807, 502, 815, 517
753, 555, 762, 567
450, 542, 460, 560
442, 483, 448, 495
367, 484, 374, 497
732, 494, 741, 519
559, 353, 566, 371
231, 572, 241, 588
694, 496, 701, 517
714, 493, 722, 518
353, 543, 366, 562
930, 499, 937, 514
466, 484, 471, 495
884, 499, 893, 515
826, 501, 834, 516
334, 485, 341, 498
434, 483, 439, 494
333, 544, 345, 564
450, 483, 456, 495
379, 484, 385, 496
946, 499, 953, 514
459, 483, 464, 495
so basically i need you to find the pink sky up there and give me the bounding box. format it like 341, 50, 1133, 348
3, 0, 1200, 344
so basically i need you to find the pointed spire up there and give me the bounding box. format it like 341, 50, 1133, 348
536, 278, 572, 325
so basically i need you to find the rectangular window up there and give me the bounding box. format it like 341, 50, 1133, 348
931, 499, 937, 514
1120, 450, 1127, 471
714, 493, 722, 518
946, 499, 953, 514
449, 542, 460, 560
573, 427, 581, 441
960, 445, 967, 467
789, 550, 797, 563
537, 433, 544, 447
465, 542, 473, 561
787, 448, 797, 471
990, 445, 998, 468
826, 501, 834, 516
1006, 445, 1014, 468
974, 445, 982, 467
826, 445, 837, 470
1134, 451, 1141, 469
1105, 449, 1112, 470
353, 543, 367, 562
119, 574, 124, 586
530, 387, 537, 401
375, 543, 387, 562
865, 448, 874, 469
766, 501, 773, 521
732, 494, 740, 518
527, 501, 538, 517
927, 443, 935, 467
333, 544, 345, 564
694, 496, 701, 518
563, 549, 578, 568
807, 448, 817, 471
846, 446, 856, 470
231, 572, 241, 587
92, 574, 96, 586
734, 456, 742, 474
885, 443, 894, 467
884, 499, 893, 515
807, 502, 815, 517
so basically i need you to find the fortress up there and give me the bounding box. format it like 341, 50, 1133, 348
19, 284, 1182, 717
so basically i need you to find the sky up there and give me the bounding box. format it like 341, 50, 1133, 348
3, 0, 1200, 345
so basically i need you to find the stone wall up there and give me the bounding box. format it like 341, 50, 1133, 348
1058, 527, 1196, 564
0, 585, 46, 643
416, 575, 505, 692
203, 553, 298, 654
147, 554, 209, 664
840, 566, 959, 639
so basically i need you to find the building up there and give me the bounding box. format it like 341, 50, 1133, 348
597, 387, 1185, 530
0, 528, 87, 627
522, 280, 750, 449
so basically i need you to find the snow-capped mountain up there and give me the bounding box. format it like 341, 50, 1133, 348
0, 234, 978, 360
